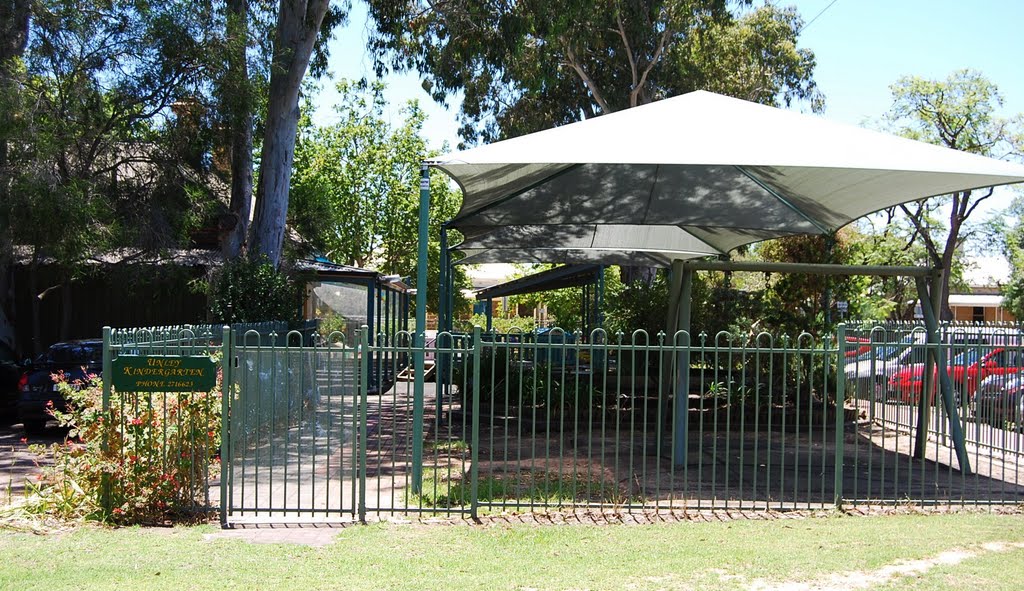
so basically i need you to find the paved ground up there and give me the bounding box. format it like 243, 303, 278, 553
0, 414, 61, 502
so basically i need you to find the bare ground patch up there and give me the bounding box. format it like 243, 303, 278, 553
747, 541, 1024, 591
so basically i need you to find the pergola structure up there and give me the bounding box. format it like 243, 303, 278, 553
473, 263, 605, 332
407, 90, 1024, 485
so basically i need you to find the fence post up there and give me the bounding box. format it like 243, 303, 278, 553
219, 325, 232, 527
470, 326, 482, 519
358, 326, 370, 523
834, 323, 846, 509
101, 326, 112, 517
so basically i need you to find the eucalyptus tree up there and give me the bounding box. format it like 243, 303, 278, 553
247, 0, 347, 268
365, 0, 821, 146
882, 70, 1024, 318
0, 0, 31, 355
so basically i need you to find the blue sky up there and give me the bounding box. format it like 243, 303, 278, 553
314, 1, 1024, 148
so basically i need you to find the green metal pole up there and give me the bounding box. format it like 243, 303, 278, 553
447, 259, 455, 331
915, 275, 972, 475
437, 226, 449, 421
219, 325, 232, 527
470, 326, 482, 518
834, 323, 846, 508
101, 326, 112, 517
439, 226, 449, 333
412, 164, 430, 494
358, 326, 370, 521
914, 277, 934, 461
673, 266, 693, 466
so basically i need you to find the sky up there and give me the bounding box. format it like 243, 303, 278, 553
310, 1, 1024, 280
314, 1, 1024, 149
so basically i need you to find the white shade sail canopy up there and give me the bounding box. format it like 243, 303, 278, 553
428, 90, 1024, 267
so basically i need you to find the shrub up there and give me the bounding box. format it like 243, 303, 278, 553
208, 256, 304, 324
27, 370, 221, 524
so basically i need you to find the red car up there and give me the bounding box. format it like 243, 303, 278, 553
887, 347, 1022, 405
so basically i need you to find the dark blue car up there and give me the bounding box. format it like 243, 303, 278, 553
17, 339, 102, 434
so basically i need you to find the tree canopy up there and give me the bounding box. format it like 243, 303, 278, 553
881, 69, 1024, 318
290, 80, 470, 314
365, 0, 821, 145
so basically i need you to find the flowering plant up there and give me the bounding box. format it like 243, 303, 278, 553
28, 368, 221, 524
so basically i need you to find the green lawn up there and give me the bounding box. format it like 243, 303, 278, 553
1, 513, 1023, 590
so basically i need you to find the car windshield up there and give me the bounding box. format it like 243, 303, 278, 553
45, 343, 102, 364
950, 349, 980, 366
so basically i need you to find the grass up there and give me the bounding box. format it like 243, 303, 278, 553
1, 513, 1024, 590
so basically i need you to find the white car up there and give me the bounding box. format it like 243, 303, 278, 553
844, 339, 926, 400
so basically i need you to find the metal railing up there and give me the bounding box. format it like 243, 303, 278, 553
99, 322, 1024, 524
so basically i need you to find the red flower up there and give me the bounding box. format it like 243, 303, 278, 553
19, 437, 27, 444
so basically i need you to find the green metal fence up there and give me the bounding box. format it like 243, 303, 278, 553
102, 325, 226, 518
103, 322, 1024, 524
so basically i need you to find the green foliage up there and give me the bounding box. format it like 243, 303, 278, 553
450, 344, 608, 417
366, 0, 821, 145
460, 314, 538, 334
1000, 198, 1024, 318
25, 371, 221, 524
290, 80, 470, 314
603, 267, 670, 336
753, 232, 865, 335
875, 70, 1024, 317
208, 256, 304, 324
3, 0, 217, 258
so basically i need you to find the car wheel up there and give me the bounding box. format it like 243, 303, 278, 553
22, 419, 47, 435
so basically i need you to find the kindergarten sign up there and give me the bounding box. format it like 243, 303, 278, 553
112, 355, 218, 392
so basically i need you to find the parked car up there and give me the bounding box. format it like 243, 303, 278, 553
843, 334, 931, 400
887, 347, 1023, 405
844, 343, 916, 399
973, 373, 1024, 428
17, 339, 102, 434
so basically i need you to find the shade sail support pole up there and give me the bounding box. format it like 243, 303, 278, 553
412, 164, 430, 494
672, 263, 693, 467
914, 273, 972, 475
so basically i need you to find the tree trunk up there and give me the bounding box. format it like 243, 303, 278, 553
220, 0, 253, 260
939, 195, 964, 322
248, 0, 331, 267
0, 1, 31, 356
